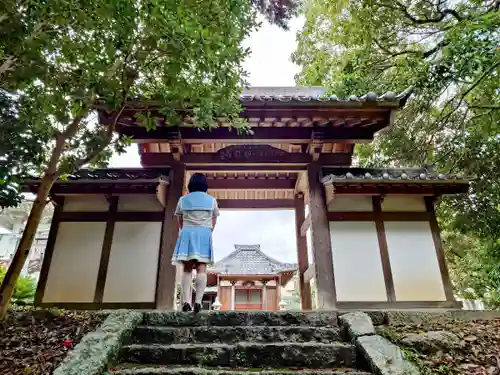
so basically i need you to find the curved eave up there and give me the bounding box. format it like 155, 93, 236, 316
22, 168, 170, 195
322, 179, 469, 196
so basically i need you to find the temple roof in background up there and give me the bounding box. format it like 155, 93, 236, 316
209, 245, 297, 276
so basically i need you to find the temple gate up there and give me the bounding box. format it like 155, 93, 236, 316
24, 87, 468, 311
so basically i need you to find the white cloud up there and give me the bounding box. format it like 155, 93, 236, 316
109, 18, 302, 262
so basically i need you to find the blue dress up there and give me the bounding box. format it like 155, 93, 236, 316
171, 192, 219, 265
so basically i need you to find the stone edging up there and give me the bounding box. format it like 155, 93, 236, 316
53, 310, 143, 375
339, 312, 420, 375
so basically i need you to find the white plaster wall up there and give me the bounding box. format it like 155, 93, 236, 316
328, 196, 373, 212
63, 196, 109, 212
103, 222, 162, 303
118, 195, 163, 212
330, 221, 387, 301
385, 221, 446, 301
43, 222, 105, 302
382, 196, 426, 212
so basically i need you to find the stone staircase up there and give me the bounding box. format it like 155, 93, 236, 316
110, 311, 373, 375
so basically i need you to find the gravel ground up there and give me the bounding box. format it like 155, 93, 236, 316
0, 307, 104, 375
377, 317, 500, 375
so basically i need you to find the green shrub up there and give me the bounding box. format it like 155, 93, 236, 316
0, 265, 36, 305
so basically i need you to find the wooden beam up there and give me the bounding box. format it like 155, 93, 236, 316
295, 193, 312, 310
303, 264, 316, 283
58, 211, 164, 222
336, 300, 463, 310
37, 302, 156, 310
188, 165, 305, 172
94, 196, 119, 304
307, 163, 336, 310
29, 184, 160, 196
34, 198, 64, 306
218, 199, 295, 210
425, 196, 456, 302
156, 164, 186, 310
327, 212, 432, 221
117, 124, 376, 143
372, 196, 396, 302
324, 184, 335, 206
300, 214, 311, 237
141, 152, 352, 167
330, 185, 469, 195
207, 178, 296, 190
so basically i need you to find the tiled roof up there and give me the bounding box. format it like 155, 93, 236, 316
321, 167, 469, 185
24, 168, 170, 184
209, 245, 296, 275
240, 86, 413, 106
119, 86, 413, 108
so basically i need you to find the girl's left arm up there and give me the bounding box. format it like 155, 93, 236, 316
174, 198, 183, 230
212, 198, 220, 231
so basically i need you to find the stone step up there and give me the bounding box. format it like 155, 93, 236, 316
142, 312, 338, 327
111, 365, 372, 375
120, 342, 356, 368
132, 325, 343, 345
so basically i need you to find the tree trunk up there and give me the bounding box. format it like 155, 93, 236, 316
0, 176, 54, 319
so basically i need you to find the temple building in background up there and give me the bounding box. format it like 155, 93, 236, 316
205, 244, 297, 311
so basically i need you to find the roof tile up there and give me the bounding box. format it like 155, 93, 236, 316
210, 245, 296, 275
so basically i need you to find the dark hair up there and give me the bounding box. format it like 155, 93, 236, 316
187, 173, 208, 193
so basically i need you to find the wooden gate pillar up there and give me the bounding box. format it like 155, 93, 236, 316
156, 164, 186, 310
294, 192, 312, 310
306, 163, 336, 310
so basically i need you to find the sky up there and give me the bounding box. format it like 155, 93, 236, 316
109, 17, 305, 263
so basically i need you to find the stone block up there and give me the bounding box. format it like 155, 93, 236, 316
142, 311, 338, 327
120, 342, 356, 368
133, 325, 342, 345
111, 366, 373, 375
400, 331, 460, 353
356, 335, 419, 375
339, 312, 375, 340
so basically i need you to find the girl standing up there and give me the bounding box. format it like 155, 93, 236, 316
172, 173, 219, 313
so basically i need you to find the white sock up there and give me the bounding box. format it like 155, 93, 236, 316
195, 273, 207, 304
181, 272, 192, 305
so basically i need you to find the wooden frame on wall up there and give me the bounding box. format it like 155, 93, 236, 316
35, 194, 164, 310
306, 193, 462, 310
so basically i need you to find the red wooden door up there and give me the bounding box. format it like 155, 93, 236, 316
219, 286, 231, 311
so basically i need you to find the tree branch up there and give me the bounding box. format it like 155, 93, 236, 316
62, 104, 126, 173
469, 104, 500, 110
0, 56, 17, 80
373, 38, 447, 59
380, 0, 464, 25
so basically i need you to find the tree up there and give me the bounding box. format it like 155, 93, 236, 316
294, 0, 500, 305
0, 0, 257, 318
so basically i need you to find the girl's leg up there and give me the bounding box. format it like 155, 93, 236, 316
193, 262, 207, 313
181, 261, 194, 311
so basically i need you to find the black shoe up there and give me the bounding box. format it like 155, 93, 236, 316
193, 303, 201, 314
182, 303, 192, 312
